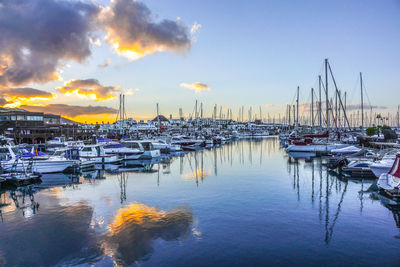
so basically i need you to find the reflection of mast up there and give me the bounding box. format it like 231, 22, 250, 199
213, 147, 218, 176
312, 161, 315, 203
326, 181, 348, 244
325, 169, 329, 243
119, 172, 127, 204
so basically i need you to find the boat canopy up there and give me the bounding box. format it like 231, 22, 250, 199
388, 154, 400, 178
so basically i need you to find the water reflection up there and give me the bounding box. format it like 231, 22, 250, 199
101, 204, 193, 266
286, 157, 374, 244
0, 137, 398, 266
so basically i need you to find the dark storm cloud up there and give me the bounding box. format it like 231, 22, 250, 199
100, 0, 191, 59
20, 104, 118, 117
0, 0, 99, 86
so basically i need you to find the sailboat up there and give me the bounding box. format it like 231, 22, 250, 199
377, 154, 400, 199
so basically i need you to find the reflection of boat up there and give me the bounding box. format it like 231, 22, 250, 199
0, 158, 42, 186
35, 173, 80, 188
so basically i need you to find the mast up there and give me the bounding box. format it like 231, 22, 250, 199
325, 58, 329, 132
296, 86, 299, 129
288, 105, 291, 128
319, 75, 322, 128
156, 102, 160, 133
311, 88, 314, 128
360, 72, 364, 129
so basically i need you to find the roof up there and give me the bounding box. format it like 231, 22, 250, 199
152, 115, 169, 122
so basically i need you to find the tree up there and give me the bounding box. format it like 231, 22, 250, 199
366, 127, 376, 136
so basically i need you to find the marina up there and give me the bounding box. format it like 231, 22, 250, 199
1, 0, 400, 265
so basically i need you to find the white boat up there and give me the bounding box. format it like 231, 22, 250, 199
331, 145, 362, 156
103, 143, 144, 160
170, 136, 203, 150
0, 146, 75, 173
45, 137, 66, 152
121, 140, 161, 159
286, 143, 349, 155
370, 152, 398, 178
377, 154, 400, 194
79, 145, 121, 164
53, 148, 96, 170
151, 139, 182, 153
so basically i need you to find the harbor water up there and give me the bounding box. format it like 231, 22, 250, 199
0, 137, 399, 266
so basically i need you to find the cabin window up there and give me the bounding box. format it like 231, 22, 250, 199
82, 147, 92, 152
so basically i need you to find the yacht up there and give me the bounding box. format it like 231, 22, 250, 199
103, 142, 144, 160
79, 145, 121, 164
370, 152, 398, 178
121, 140, 161, 159
0, 146, 75, 173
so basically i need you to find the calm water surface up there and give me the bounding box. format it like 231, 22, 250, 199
0, 137, 399, 266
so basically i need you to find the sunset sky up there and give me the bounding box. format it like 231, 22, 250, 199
0, 0, 399, 123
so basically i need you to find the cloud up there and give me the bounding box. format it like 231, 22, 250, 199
265, 104, 275, 108
298, 101, 387, 112
0, 87, 55, 107
99, 0, 191, 60
20, 104, 118, 117
0, 98, 8, 107
57, 79, 120, 101
0, 0, 100, 86
190, 22, 201, 34
180, 82, 210, 93
345, 104, 388, 111
98, 59, 110, 69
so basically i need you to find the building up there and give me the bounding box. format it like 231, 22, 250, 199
0, 108, 95, 144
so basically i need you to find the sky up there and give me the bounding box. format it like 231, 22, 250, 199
0, 0, 399, 123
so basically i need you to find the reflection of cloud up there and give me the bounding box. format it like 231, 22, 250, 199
102, 203, 193, 266
0, 87, 55, 107
58, 79, 120, 101
180, 82, 210, 93
20, 104, 117, 117
99, 0, 191, 60
182, 169, 211, 180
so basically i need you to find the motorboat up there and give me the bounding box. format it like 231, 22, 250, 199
150, 139, 182, 153
0, 146, 75, 173
331, 145, 362, 156
53, 148, 96, 170
341, 160, 375, 178
121, 140, 161, 159
0, 157, 42, 186
103, 143, 144, 160
79, 145, 121, 164
370, 152, 398, 178
171, 136, 203, 151
286, 143, 350, 156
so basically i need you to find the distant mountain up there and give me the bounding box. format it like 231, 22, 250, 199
60, 117, 83, 125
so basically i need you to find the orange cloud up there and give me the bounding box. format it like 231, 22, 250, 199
0, 87, 55, 107
57, 79, 120, 101
20, 104, 117, 118
180, 82, 210, 93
